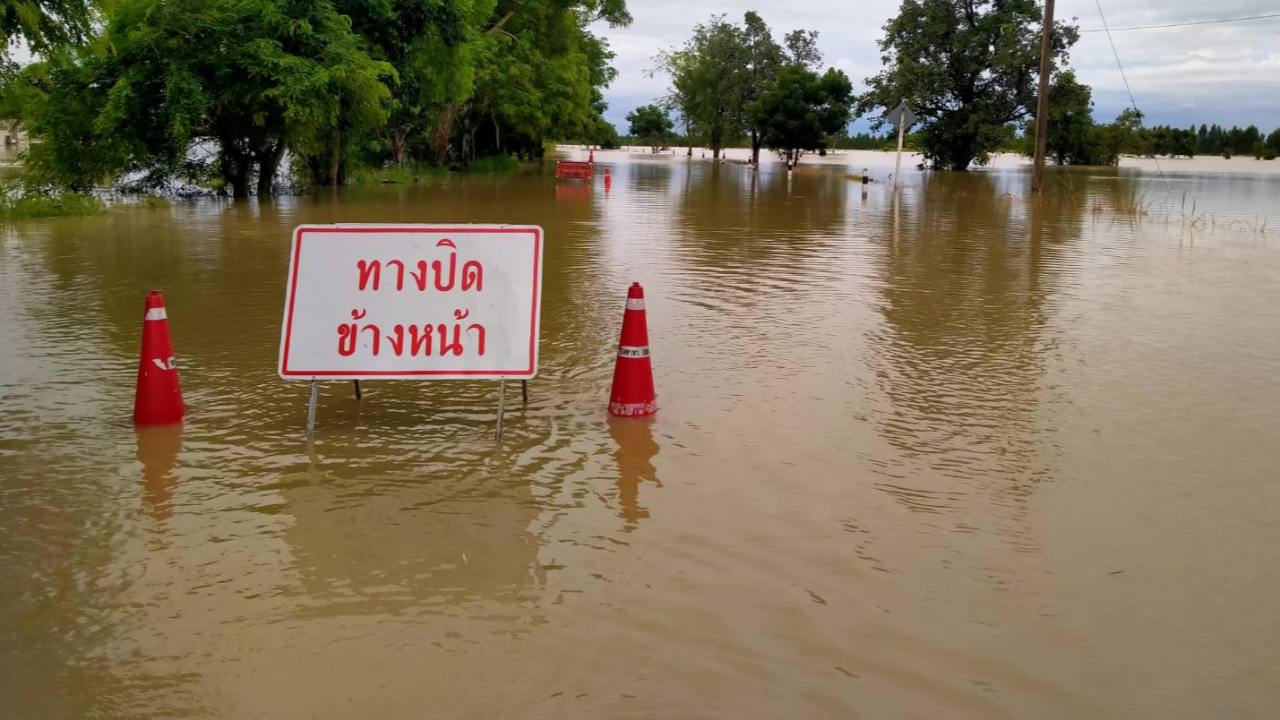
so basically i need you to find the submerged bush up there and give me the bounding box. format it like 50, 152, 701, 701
344, 161, 450, 187
467, 155, 521, 174
0, 181, 103, 220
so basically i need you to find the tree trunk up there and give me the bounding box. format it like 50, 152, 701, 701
231, 167, 251, 198
329, 128, 342, 186
493, 115, 501, 153
685, 116, 692, 157
221, 147, 252, 198
432, 104, 458, 165
257, 139, 286, 196
711, 130, 722, 159
391, 132, 407, 169
751, 131, 761, 165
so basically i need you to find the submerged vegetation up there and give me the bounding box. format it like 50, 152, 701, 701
0, 180, 102, 219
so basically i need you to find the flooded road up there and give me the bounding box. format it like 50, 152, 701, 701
3, 152, 1280, 718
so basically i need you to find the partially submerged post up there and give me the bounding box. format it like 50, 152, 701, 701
884, 102, 917, 192
1031, 0, 1056, 193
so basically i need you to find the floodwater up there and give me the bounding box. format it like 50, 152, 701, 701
3, 151, 1280, 719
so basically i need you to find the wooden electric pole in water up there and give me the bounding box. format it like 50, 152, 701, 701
1031, 0, 1055, 193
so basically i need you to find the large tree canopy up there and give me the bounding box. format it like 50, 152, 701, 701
11, 0, 628, 195
651, 12, 826, 162
23, 0, 393, 196
857, 0, 1079, 171
749, 65, 852, 169
626, 103, 672, 150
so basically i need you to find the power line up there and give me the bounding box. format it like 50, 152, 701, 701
1093, 0, 1170, 197
1080, 12, 1280, 33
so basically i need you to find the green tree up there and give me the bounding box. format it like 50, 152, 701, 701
24, 0, 394, 196
740, 11, 783, 165
626, 104, 672, 150
0, 0, 94, 54
748, 65, 852, 169
782, 29, 822, 69
1020, 70, 1093, 164
339, 0, 492, 170
1268, 128, 1280, 154
679, 15, 746, 159
858, 0, 1080, 170
459, 1, 626, 163
650, 47, 698, 157
0, 60, 47, 137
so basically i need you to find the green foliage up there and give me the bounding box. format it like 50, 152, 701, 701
0, 0, 94, 54
21, 0, 395, 196
650, 46, 697, 153
858, 0, 1080, 170
679, 15, 747, 155
739, 12, 784, 162
345, 160, 450, 186
831, 132, 892, 150
626, 103, 673, 149
782, 29, 822, 69
458, 4, 625, 163
749, 65, 852, 167
0, 179, 102, 220
467, 154, 520, 173
652, 11, 826, 162
14, 0, 628, 193
1021, 71, 1094, 164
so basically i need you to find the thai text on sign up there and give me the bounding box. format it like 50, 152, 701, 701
278, 224, 543, 380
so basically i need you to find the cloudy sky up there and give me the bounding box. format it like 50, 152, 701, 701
590, 0, 1280, 133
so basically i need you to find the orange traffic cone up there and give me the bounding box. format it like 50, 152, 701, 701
133, 291, 185, 425
608, 283, 657, 417
604, 166, 612, 189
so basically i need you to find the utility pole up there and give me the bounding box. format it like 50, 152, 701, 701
1031, 0, 1055, 193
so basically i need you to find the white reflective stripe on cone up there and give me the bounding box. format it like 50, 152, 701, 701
618, 345, 650, 358
625, 298, 645, 311
144, 308, 168, 321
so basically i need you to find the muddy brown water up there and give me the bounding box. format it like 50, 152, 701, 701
3, 152, 1280, 719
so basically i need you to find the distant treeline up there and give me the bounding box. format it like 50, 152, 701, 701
609, 131, 894, 152
1139, 124, 1279, 159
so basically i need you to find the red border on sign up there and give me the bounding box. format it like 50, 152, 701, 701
280, 226, 542, 378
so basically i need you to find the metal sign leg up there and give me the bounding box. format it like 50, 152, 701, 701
306, 379, 319, 436
496, 379, 506, 441
353, 380, 362, 400
521, 380, 528, 404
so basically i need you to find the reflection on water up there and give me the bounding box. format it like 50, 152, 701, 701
608, 417, 662, 531
137, 424, 183, 525
2, 153, 1280, 718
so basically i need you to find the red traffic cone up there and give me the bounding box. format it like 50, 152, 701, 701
589, 149, 595, 163
608, 283, 657, 417
133, 291, 185, 425
604, 166, 612, 189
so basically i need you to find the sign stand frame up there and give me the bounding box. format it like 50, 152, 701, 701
283, 223, 543, 443
306, 380, 319, 436
304, 378, 529, 440
496, 380, 507, 440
